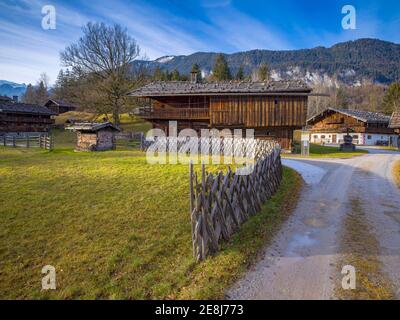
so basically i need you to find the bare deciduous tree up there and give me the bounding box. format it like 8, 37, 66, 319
61, 22, 140, 125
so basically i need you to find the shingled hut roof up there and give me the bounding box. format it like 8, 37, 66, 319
307, 108, 391, 125
129, 80, 312, 97
66, 122, 120, 132
389, 112, 400, 129
45, 99, 77, 109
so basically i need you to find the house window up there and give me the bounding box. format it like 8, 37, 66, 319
313, 135, 318, 139
321, 135, 326, 139
353, 135, 359, 139
368, 135, 372, 140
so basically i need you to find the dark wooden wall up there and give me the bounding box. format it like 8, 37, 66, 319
209, 95, 307, 127
0, 113, 54, 133
145, 94, 309, 150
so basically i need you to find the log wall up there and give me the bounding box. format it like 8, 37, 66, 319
209, 95, 307, 128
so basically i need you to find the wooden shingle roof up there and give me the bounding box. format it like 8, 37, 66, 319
66, 122, 120, 132
129, 80, 312, 97
308, 108, 391, 125
0, 102, 56, 116
45, 99, 77, 109
389, 112, 400, 129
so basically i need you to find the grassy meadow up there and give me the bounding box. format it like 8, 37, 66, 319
0, 118, 302, 299
284, 143, 368, 159
393, 161, 400, 188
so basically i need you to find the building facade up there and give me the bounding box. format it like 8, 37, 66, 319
307, 108, 398, 146
66, 122, 120, 152
130, 80, 312, 149
0, 102, 55, 134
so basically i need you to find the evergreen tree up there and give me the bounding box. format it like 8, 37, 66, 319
22, 84, 36, 104
258, 63, 270, 81
212, 54, 231, 81
235, 65, 245, 80
171, 69, 180, 81
153, 67, 163, 81
190, 63, 202, 81
382, 82, 400, 114
35, 81, 49, 105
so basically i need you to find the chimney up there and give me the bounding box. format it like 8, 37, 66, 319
190, 71, 198, 83
12, 96, 18, 103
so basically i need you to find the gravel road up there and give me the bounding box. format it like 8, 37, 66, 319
227, 149, 400, 300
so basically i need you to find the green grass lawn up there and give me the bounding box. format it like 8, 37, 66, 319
393, 161, 400, 188
284, 143, 369, 159
0, 147, 302, 299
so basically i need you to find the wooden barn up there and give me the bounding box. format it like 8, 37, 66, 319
129, 79, 312, 149
307, 108, 398, 146
66, 122, 120, 152
45, 99, 77, 115
0, 102, 55, 134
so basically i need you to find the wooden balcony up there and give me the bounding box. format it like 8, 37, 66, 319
139, 108, 210, 120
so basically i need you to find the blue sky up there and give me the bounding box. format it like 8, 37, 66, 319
0, 0, 399, 85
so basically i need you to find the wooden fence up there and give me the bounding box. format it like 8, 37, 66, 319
1, 134, 53, 150
115, 132, 146, 150
189, 140, 282, 261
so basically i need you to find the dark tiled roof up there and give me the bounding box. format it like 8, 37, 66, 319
0, 96, 12, 102
66, 122, 120, 132
308, 107, 391, 124
389, 112, 400, 128
0, 102, 56, 115
129, 80, 312, 97
45, 99, 77, 108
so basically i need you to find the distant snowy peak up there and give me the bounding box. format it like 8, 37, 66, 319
155, 56, 175, 64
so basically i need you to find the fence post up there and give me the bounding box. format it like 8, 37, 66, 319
189, 161, 194, 214
50, 135, 54, 150
13, 136, 16, 148
3, 135, 5, 147
26, 135, 30, 148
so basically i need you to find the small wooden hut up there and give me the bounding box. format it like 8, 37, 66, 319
66, 122, 120, 152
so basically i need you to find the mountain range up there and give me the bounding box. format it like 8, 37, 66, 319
0, 80, 27, 99
2, 38, 400, 98
133, 39, 400, 85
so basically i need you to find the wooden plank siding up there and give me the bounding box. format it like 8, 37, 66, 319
209, 95, 307, 128
309, 111, 394, 134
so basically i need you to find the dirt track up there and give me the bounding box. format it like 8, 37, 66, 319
227, 149, 400, 300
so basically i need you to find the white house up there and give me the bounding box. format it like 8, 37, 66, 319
307, 108, 398, 147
